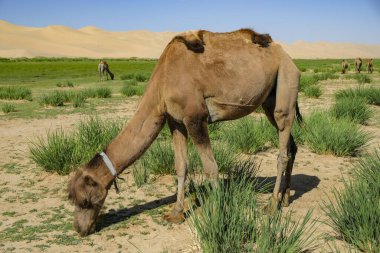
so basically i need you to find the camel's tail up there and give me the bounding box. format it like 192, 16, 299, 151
106, 69, 114, 80
295, 101, 303, 125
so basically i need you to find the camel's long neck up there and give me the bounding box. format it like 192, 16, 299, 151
103, 81, 166, 182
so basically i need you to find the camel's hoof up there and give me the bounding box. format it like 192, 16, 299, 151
263, 198, 278, 215
163, 212, 185, 224
282, 199, 290, 207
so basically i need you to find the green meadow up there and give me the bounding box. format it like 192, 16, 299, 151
1, 57, 379, 252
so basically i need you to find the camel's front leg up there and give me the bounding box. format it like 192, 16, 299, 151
164, 119, 188, 223
184, 117, 218, 186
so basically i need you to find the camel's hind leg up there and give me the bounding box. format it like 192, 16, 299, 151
263, 61, 300, 212
164, 118, 189, 223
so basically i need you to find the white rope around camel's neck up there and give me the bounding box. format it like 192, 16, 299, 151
100, 152, 117, 177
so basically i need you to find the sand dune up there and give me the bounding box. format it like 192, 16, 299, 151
1, 20, 379, 59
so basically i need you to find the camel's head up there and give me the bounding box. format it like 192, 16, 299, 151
68, 169, 108, 236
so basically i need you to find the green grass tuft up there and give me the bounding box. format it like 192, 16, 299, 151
2, 103, 16, 113
303, 111, 370, 156
304, 85, 322, 98
29, 116, 122, 174
0, 86, 32, 101
220, 117, 275, 154
335, 86, 380, 106
323, 151, 380, 252
189, 164, 316, 253
330, 96, 372, 124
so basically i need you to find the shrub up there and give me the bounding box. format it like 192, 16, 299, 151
0, 86, 32, 101
330, 96, 372, 124
30, 116, 123, 174
324, 151, 380, 252
304, 85, 322, 98
303, 111, 370, 156
1, 103, 16, 113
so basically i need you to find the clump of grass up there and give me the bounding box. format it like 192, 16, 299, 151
120, 73, 135, 80
39, 91, 68, 106
323, 151, 380, 252
0, 86, 32, 101
134, 72, 151, 82
304, 85, 322, 98
120, 84, 146, 97
300, 75, 319, 92
30, 116, 123, 175
72, 94, 86, 108
189, 164, 316, 253
344, 74, 372, 84
83, 87, 111, 98
330, 96, 372, 124
30, 129, 81, 174
124, 79, 138, 86
132, 165, 150, 187
221, 117, 274, 154
335, 86, 380, 105
2, 103, 16, 113
121, 85, 138, 97
300, 72, 339, 92
303, 111, 370, 156
56, 81, 75, 87
139, 141, 175, 175
120, 72, 151, 82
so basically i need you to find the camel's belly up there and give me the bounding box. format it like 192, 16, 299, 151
205, 97, 261, 123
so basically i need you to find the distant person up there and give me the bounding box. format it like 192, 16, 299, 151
341, 59, 349, 74
98, 60, 114, 81
366, 58, 374, 74
354, 58, 362, 73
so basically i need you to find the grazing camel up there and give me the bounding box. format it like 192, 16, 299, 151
341, 59, 349, 74
366, 58, 374, 74
68, 29, 302, 236
355, 58, 362, 73
98, 60, 114, 81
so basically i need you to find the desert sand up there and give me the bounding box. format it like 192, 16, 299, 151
1, 20, 380, 59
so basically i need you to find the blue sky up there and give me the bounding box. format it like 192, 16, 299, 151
0, 0, 379, 44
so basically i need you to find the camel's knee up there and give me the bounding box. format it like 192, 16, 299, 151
274, 109, 289, 131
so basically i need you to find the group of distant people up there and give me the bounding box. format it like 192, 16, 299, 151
98, 60, 114, 81
341, 58, 374, 74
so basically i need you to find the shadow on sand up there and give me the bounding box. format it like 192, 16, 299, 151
96, 173, 320, 232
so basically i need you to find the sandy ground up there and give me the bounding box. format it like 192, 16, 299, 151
0, 78, 379, 253
1, 20, 380, 59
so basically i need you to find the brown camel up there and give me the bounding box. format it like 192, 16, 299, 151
366, 58, 374, 74
341, 59, 349, 74
68, 28, 301, 236
355, 58, 362, 73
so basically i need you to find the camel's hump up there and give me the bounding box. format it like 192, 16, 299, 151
172, 29, 273, 53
